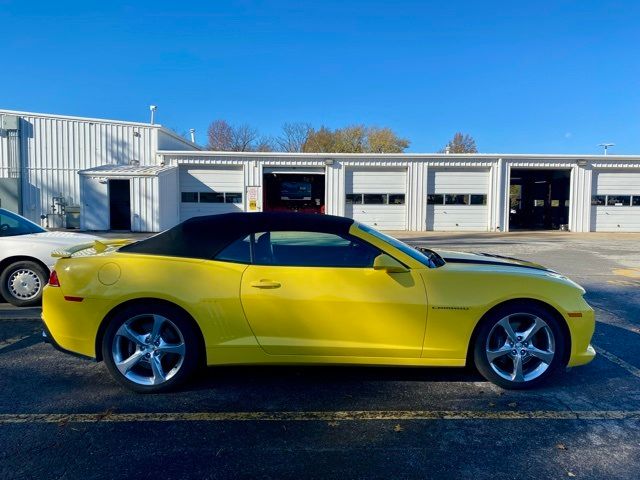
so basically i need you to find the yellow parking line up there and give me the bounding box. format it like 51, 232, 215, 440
594, 346, 640, 378
0, 410, 639, 424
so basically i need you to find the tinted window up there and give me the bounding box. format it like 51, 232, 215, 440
225, 192, 243, 204
427, 194, 444, 205
181, 192, 198, 203
346, 194, 363, 204
445, 194, 468, 205
591, 196, 606, 205
363, 194, 386, 204
215, 235, 251, 263
607, 195, 630, 206
470, 194, 487, 205
389, 194, 406, 205
633, 196, 640, 206
200, 192, 225, 203
254, 231, 380, 268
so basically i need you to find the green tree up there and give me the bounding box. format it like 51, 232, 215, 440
367, 127, 410, 153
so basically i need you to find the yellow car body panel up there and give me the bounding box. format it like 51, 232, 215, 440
41, 223, 595, 371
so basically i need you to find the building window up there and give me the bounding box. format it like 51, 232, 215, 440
388, 194, 406, 205
181, 192, 198, 203
346, 194, 363, 204
607, 195, 631, 206
427, 194, 444, 205
363, 194, 386, 204
225, 192, 243, 204
633, 196, 640, 206
200, 192, 225, 203
445, 194, 468, 205
470, 194, 487, 205
591, 195, 606, 206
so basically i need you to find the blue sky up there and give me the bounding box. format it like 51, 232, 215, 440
1, 0, 639, 153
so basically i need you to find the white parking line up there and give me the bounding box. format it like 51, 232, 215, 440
0, 332, 39, 349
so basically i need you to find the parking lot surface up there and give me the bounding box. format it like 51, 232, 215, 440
1, 232, 639, 479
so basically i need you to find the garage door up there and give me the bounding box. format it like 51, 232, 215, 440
591, 170, 640, 232
345, 168, 407, 230
426, 169, 489, 231
179, 166, 244, 221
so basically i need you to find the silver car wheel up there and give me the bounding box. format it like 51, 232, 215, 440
111, 314, 186, 386
485, 313, 555, 383
8, 268, 42, 300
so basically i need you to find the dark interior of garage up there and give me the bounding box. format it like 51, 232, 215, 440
509, 169, 570, 230
263, 173, 325, 214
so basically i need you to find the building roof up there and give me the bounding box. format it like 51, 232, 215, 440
78, 164, 177, 177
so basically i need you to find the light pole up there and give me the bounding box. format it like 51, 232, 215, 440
149, 105, 157, 124
598, 143, 614, 155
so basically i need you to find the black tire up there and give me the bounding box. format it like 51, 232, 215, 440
473, 301, 567, 389
102, 303, 201, 393
0, 260, 48, 307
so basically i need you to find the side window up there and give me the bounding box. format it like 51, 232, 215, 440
215, 235, 252, 264
254, 231, 380, 268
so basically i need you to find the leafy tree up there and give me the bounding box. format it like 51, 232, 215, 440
440, 132, 478, 153
367, 127, 410, 153
302, 126, 337, 153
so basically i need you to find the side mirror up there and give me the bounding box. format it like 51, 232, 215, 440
373, 254, 409, 273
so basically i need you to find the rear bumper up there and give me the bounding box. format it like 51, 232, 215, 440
41, 322, 96, 361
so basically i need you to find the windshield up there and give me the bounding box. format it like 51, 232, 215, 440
356, 223, 444, 268
0, 209, 47, 237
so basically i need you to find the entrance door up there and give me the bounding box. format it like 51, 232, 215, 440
109, 179, 131, 230
509, 169, 570, 230
240, 230, 428, 358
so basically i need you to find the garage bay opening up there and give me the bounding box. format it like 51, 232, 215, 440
509, 169, 570, 230
263, 169, 325, 214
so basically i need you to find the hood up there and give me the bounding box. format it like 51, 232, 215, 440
431, 249, 552, 272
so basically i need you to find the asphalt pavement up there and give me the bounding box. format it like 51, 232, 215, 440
1, 232, 639, 479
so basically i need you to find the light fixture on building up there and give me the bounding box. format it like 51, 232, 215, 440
324, 158, 335, 166
576, 159, 587, 167
149, 105, 158, 124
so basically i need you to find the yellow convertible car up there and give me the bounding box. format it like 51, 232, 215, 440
42, 212, 595, 393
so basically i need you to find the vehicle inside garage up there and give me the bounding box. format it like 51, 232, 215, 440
509, 169, 570, 230
262, 171, 325, 213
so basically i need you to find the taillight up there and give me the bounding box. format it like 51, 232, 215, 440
49, 270, 60, 287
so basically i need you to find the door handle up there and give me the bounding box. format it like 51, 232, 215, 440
250, 280, 281, 289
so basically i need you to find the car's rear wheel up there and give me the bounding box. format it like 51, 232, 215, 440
473, 302, 566, 389
102, 304, 200, 393
0, 260, 48, 307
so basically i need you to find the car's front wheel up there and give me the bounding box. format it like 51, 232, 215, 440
0, 260, 48, 307
473, 302, 566, 389
102, 304, 201, 393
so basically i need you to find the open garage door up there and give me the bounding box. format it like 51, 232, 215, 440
426, 168, 489, 231
345, 168, 407, 230
591, 170, 640, 232
179, 166, 244, 221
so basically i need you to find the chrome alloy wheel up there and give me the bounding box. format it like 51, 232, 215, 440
111, 314, 186, 386
8, 269, 42, 300
485, 313, 556, 383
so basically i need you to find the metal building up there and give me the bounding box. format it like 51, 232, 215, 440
0, 109, 198, 230
2, 109, 640, 233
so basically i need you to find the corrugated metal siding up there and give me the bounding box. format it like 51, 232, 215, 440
0, 112, 158, 224
158, 168, 179, 231
591, 170, 640, 232
427, 168, 489, 231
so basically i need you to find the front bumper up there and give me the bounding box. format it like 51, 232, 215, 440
566, 304, 597, 367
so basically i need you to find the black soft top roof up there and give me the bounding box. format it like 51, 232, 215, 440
119, 212, 356, 259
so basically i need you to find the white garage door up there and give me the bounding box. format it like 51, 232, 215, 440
179, 166, 244, 221
345, 168, 407, 230
426, 169, 489, 231
591, 170, 640, 232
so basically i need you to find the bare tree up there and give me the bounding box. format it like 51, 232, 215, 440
440, 132, 478, 153
229, 124, 259, 152
277, 122, 312, 152
254, 136, 275, 152
207, 120, 234, 150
